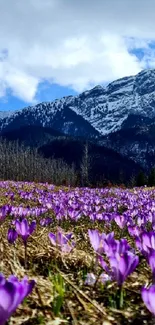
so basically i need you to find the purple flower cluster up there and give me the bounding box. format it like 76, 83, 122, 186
88, 229, 139, 285
1, 181, 155, 318
8, 218, 36, 245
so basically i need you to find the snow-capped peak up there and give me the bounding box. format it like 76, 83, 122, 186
0, 68, 155, 136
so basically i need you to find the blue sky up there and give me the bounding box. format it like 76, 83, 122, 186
0, 0, 155, 112
0, 83, 77, 111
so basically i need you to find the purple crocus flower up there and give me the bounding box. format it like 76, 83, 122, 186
99, 273, 112, 283
128, 225, 142, 237
104, 238, 132, 257
40, 217, 52, 227
102, 232, 115, 246
84, 273, 96, 286
0, 274, 35, 325
84, 272, 111, 286
15, 219, 36, 244
147, 250, 155, 280
99, 251, 139, 286
49, 228, 74, 253
0, 206, 11, 222
141, 285, 155, 315
88, 229, 104, 254
7, 229, 18, 244
109, 251, 139, 285
68, 208, 81, 221
98, 256, 110, 274
135, 231, 155, 259
114, 214, 127, 229
142, 231, 155, 251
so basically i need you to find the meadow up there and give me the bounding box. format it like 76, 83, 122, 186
0, 181, 155, 324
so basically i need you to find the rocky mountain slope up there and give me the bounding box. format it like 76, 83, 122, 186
99, 114, 155, 170
0, 68, 155, 136
0, 68, 155, 169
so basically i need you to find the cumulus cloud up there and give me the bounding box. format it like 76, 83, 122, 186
0, 0, 155, 102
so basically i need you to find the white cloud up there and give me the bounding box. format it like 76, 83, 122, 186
5, 69, 39, 103
0, 0, 155, 102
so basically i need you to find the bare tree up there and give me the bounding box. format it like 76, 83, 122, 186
80, 141, 91, 186
0, 138, 78, 186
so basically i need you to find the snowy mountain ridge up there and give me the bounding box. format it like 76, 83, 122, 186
0, 68, 155, 137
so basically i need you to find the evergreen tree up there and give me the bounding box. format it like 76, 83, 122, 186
136, 170, 147, 187
148, 167, 155, 187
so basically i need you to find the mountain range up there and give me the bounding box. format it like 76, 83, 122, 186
0, 68, 155, 182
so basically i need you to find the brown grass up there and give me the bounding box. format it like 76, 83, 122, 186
0, 182, 154, 324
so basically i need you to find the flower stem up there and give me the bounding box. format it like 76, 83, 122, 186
13, 244, 16, 263
24, 242, 27, 269
119, 285, 124, 309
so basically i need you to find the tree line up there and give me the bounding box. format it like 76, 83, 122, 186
0, 138, 77, 186
0, 138, 154, 187
135, 169, 155, 187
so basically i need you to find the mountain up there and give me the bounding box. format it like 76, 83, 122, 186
0, 69, 155, 137
1, 124, 142, 184
1, 125, 65, 147
0, 68, 155, 170
99, 114, 155, 170
38, 137, 141, 185
0, 103, 99, 139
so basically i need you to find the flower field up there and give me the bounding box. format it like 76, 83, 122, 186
1, 181, 155, 324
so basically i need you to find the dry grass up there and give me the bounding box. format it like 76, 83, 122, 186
0, 182, 154, 324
